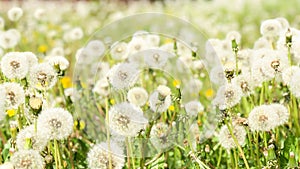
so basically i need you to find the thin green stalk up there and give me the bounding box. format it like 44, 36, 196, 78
105, 98, 113, 169
225, 119, 250, 169
217, 147, 222, 168
255, 132, 261, 168
54, 139, 62, 169
233, 148, 238, 168
127, 137, 136, 169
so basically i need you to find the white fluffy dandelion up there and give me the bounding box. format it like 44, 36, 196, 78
46, 56, 70, 71
37, 108, 73, 140
108, 63, 139, 90
7, 7, 23, 21
109, 102, 148, 137
87, 142, 125, 169
248, 105, 279, 131
232, 73, 254, 96
0, 82, 25, 109
218, 124, 246, 149
110, 42, 128, 60
150, 122, 172, 151
0, 30, 20, 49
93, 78, 110, 97
16, 125, 49, 152
144, 50, 171, 68
269, 103, 289, 125
1, 52, 29, 79
210, 66, 226, 85
28, 63, 57, 91
184, 100, 204, 117
10, 149, 44, 169
23, 52, 38, 67
260, 19, 282, 38
149, 85, 172, 113
213, 83, 243, 110
282, 66, 300, 86
127, 87, 148, 106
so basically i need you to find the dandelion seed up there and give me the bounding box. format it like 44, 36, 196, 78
16, 125, 48, 151
248, 105, 280, 131
218, 124, 246, 149
0, 82, 25, 109
37, 108, 73, 140
0, 162, 14, 169
127, 87, 148, 106
1, 52, 29, 79
109, 102, 148, 137
10, 149, 44, 169
28, 63, 57, 91
87, 142, 125, 169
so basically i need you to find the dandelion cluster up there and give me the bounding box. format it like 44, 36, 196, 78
0, 1, 300, 169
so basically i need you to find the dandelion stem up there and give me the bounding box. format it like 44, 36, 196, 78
105, 98, 113, 169
255, 132, 261, 168
217, 147, 222, 168
225, 119, 250, 169
54, 139, 62, 169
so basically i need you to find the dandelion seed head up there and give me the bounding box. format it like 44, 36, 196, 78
46, 56, 70, 71
109, 102, 148, 137
149, 91, 172, 113
16, 125, 49, 151
213, 83, 242, 110
150, 122, 172, 150
260, 19, 282, 37
1, 52, 29, 79
87, 142, 125, 169
282, 66, 300, 86
0, 82, 25, 109
37, 108, 73, 140
269, 103, 289, 125
289, 70, 300, 98
184, 100, 204, 117
127, 87, 148, 106
0, 29, 20, 49
218, 124, 246, 149
7, 7, 23, 21
29, 63, 57, 91
108, 63, 138, 90
248, 105, 279, 131
10, 149, 44, 169
110, 42, 128, 60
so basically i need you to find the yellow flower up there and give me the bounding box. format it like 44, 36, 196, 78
172, 79, 180, 88
205, 89, 214, 98
38, 45, 48, 53
169, 105, 175, 111
61, 77, 72, 88
110, 99, 115, 105
74, 120, 86, 130
164, 38, 173, 44
7, 109, 16, 117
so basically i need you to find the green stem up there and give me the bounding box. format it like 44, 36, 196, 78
217, 147, 222, 168
105, 98, 113, 169
54, 139, 62, 169
225, 119, 250, 169
255, 132, 261, 168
